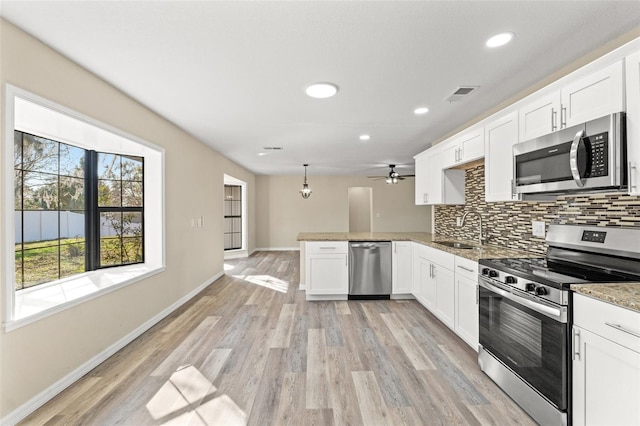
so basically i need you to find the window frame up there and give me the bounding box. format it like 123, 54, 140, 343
3, 84, 165, 332
14, 134, 147, 290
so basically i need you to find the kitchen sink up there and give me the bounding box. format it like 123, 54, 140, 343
434, 241, 477, 250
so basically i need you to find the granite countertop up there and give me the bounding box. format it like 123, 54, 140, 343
570, 283, 640, 313
296, 231, 540, 262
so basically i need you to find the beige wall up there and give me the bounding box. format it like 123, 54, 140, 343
256, 175, 432, 248
0, 19, 255, 418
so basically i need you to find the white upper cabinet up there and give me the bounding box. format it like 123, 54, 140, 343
414, 146, 465, 205
442, 127, 485, 169
518, 91, 561, 142
414, 150, 431, 205
626, 50, 640, 195
562, 60, 624, 126
485, 110, 519, 202
519, 60, 624, 142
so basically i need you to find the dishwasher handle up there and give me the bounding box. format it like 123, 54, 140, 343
349, 242, 389, 249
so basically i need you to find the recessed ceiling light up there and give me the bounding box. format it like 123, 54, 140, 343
305, 82, 339, 99
486, 32, 514, 48
414, 107, 429, 115
359, 134, 370, 141
258, 152, 267, 156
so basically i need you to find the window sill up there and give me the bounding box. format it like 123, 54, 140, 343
5, 263, 165, 332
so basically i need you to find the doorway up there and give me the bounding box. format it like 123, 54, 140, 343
348, 187, 373, 233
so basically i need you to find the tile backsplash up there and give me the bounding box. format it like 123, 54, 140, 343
434, 164, 640, 254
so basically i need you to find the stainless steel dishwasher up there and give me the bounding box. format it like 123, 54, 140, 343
348, 241, 392, 299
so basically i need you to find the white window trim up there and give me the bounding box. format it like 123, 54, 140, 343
3, 84, 166, 332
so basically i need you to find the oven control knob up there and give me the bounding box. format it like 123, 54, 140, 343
505, 276, 517, 284
525, 283, 536, 292
481, 268, 491, 276
488, 270, 498, 278
535, 286, 548, 296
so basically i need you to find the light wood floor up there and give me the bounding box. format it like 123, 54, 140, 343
21, 251, 534, 425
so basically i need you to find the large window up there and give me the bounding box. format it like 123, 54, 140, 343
14, 131, 145, 290
4, 85, 164, 329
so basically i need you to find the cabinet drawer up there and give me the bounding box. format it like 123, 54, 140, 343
454, 256, 478, 280
574, 293, 640, 353
306, 241, 348, 254
423, 244, 455, 270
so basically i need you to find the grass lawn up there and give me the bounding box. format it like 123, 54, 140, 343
15, 236, 142, 289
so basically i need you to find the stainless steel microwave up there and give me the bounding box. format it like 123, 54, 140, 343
513, 112, 626, 197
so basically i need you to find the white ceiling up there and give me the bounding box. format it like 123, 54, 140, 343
2, 1, 639, 177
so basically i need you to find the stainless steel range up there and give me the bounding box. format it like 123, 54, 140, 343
478, 224, 640, 426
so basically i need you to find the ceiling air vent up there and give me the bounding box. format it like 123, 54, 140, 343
262, 146, 284, 151
445, 86, 479, 103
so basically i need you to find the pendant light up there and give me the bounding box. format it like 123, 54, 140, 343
299, 164, 312, 199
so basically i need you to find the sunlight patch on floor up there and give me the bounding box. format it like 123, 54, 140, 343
146, 365, 247, 425
232, 274, 289, 293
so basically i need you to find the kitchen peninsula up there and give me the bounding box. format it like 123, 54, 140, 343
297, 231, 640, 312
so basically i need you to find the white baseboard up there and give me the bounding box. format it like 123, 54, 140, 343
1, 271, 224, 426
254, 247, 300, 251
224, 249, 248, 260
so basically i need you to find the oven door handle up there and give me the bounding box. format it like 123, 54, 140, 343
570, 129, 587, 187
479, 278, 568, 323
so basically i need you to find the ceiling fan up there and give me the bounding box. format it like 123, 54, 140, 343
368, 164, 415, 184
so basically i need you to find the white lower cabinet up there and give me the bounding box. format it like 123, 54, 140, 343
454, 256, 479, 350
412, 244, 434, 310
305, 242, 348, 299
572, 293, 640, 426
392, 241, 413, 295
433, 264, 455, 329
411, 243, 455, 329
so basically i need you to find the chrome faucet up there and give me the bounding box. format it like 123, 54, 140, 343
460, 211, 485, 246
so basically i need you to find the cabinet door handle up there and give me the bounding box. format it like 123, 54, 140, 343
457, 265, 474, 273
476, 285, 479, 304
628, 162, 637, 193
560, 105, 567, 128
319, 247, 336, 250
551, 108, 557, 131
605, 322, 640, 339
424, 193, 429, 203
573, 328, 581, 361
